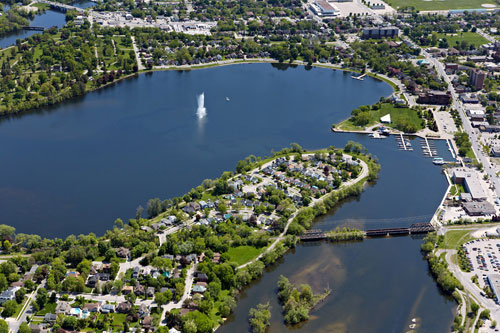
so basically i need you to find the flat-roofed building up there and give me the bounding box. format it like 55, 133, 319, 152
362, 27, 399, 39
463, 201, 496, 216
466, 108, 486, 121
453, 168, 488, 201
488, 274, 500, 304
310, 0, 339, 16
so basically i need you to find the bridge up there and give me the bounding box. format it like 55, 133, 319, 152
299, 223, 435, 241
35, 0, 84, 13
22, 26, 45, 31
365, 223, 435, 237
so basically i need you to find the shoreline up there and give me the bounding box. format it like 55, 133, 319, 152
0, 58, 398, 119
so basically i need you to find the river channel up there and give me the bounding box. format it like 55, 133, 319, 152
0, 1, 95, 49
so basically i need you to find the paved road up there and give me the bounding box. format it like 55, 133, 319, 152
444, 250, 500, 327
238, 155, 369, 269
418, 41, 500, 200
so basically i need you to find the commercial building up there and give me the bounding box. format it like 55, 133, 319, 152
491, 146, 500, 157
463, 201, 496, 215
453, 169, 488, 201
466, 109, 486, 121
470, 69, 486, 91
362, 27, 399, 39
416, 90, 451, 105
310, 1, 340, 16
488, 274, 500, 304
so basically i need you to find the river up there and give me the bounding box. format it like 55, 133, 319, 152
0, 1, 95, 49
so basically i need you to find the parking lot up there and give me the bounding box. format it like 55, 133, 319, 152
434, 110, 458, 135
464, 239, 500, 289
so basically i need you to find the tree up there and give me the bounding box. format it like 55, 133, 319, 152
2, 300, 17, 317
2, 241, 11, 252
0, 225, 15, 240
36, 288, 48, 309
249, 303, 271, 333
0, 319, 8, 333
15, 287, 26, 304
19, 322, 30, 333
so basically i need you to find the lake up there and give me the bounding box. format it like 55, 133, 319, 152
0, 64, 394, 237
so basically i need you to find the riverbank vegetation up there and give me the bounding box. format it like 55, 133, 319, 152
248, 303, 271, 333
326, 227, 364, 241
421, 233, 463, 297
277, 275, 330, 325
0, 5, 30, 36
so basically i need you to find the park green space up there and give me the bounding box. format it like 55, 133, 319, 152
337, 103, 423, 133
442, 230, 473, 249
385, 0, 497, 11
435, 32, 489, 48
226, 245, 267, 266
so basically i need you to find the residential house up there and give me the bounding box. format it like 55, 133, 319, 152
116, 247, 130, 258
116, 301, 132, 314
101, 303, 115, 313
56, 301, 72, 315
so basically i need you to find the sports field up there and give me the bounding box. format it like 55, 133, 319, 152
384, 0, 498, 11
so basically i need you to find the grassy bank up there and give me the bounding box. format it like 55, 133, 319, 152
336, 103, 424, 133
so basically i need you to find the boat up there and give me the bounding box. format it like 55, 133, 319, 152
226, 97, 230, 101
368, 132, 387, 139
433, 157, 445, 165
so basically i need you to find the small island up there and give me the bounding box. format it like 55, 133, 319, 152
277, 275, 330, 325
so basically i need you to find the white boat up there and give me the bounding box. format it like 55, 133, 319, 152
226, 97, 230, 101
433, 158, 445, 165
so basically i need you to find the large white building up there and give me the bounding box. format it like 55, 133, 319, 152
310, 0, 340, 17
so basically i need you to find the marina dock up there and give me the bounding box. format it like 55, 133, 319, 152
395, 133, 413, 151
351, 73, 367, 81
421, 137, 438, 157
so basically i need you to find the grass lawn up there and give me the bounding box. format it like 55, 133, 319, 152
442, 230, 472, 249
385, 0, 497, 11
226, 246, 266, 266
435, 32, 489, 48
337, 103, 423, 133
36, 302, 57, 316
450, 183, 465, 196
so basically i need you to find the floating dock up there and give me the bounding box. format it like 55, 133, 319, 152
395, 133, 413, 151
421, 138, 438, 157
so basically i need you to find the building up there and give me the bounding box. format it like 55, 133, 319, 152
466, 109, 486, 121
453, 169, 488, 201
0, 287, 19, 304
416, 91, 451, 105
470, 69, 486, 91
310, 0, 340, 16
445, 63, 459, 74
488, 274, 500, 304
463, 201, 496, 216
491, 146, 500, 157
56, 301, 72, 315
362, 27, 399, 39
